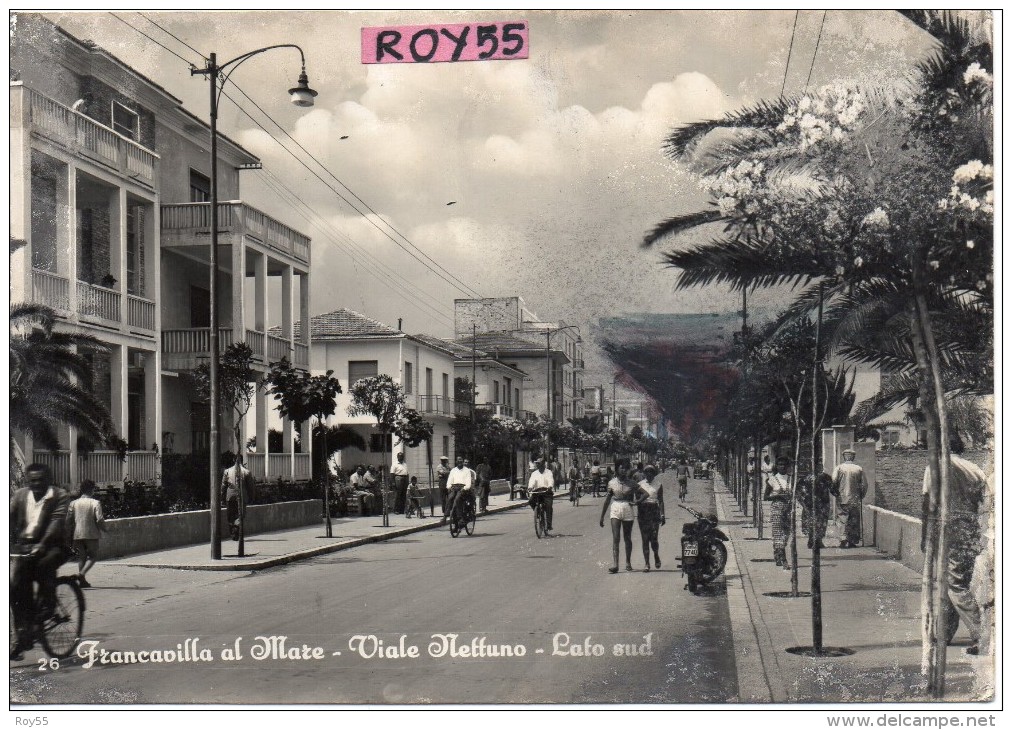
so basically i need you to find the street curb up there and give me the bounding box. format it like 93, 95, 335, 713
116, 493, 557, 572
714, 483, 778, 703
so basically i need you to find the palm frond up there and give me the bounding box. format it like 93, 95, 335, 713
663, 97, 798, 160
662, 237, 821, 291
642, 209, 724, 248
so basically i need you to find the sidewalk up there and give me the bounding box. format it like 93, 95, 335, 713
104, 490, 548, 572
712, 477, 992, 703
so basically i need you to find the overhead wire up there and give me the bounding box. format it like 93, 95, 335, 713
804, 11, 828, 91
115, 12, 462, 329
780, 10, 800, 97
116, 12, 483, 301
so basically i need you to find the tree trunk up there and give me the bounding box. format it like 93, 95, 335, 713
322, 421, 332, 538
235, 424, 245, 557
381, 427, 390, 527
787, 381, 804, 597
911, 288, 952, 698
811, 283, 825, 651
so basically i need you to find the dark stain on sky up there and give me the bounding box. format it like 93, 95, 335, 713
598, 312, 746, 443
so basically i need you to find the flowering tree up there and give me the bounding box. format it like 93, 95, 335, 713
644, 11, 992, 693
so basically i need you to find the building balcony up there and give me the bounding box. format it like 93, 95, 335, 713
413, 395, 469, 418
161, 328, 307, 371
11, 83, 158, 187
161, 202, 310, 266
30, 268, 156, 336
476, 403, 517, 419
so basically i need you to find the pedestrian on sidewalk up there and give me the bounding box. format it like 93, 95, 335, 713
391, 452, 409, 515
221, 454, 253, 541
600, 462, 636, 573
831, 448, 867, 548
764, 455, 793, 569
437, 456, 451, 514
476, 458, 491, 514
67, 479, 108, 588
590, 460, 603, 497
634, 465, 664, 571
923, 448, 988, 655
405, 476, 427, 518
796, 470, 832, 549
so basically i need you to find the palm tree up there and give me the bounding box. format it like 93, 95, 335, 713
10, 303, 114, 486
642, 10, 992, 696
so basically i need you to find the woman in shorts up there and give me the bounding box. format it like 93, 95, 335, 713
599, 463, 637, 573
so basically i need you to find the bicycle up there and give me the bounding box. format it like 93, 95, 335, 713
9, 552, 85, 660
448, 491, 477, 538
569, 479, 581, 507
530, 487, 551, 538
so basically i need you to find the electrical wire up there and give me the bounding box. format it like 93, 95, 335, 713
780, 10, 800, 97
804, 10, 828, 92
137, 12, 207, 62
116, 12, 484, 301
112, 12, 464, 327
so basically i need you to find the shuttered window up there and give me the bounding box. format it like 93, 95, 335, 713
349, 360, 378, 386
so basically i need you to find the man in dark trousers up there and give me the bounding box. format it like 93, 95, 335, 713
390, 452, 409, 515
475, 457, 491, 514
437, 455, 451, 514
10, 463, 71, 659
831, 448, 867, 548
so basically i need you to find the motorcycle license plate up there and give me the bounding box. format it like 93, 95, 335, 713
683, 541, 699, 559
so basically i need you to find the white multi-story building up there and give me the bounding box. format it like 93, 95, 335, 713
306, 309, 459, 481
10, 15, 313, 486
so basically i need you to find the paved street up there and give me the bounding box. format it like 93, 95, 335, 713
11, 475, 737, 705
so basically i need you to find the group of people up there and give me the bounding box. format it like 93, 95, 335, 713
10, 463, 108, 660
598, 462, 666, 574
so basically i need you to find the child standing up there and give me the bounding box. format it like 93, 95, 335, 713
69, 480, 108, 588
405, 476, 426, 518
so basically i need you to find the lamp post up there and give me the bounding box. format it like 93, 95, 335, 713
191, 46, 317, 559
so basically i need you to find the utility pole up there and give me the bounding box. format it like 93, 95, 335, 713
471, 323, 477, 459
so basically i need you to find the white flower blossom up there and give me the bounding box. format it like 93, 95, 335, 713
929, 260, 940, 270
963, 62, 993, 87
966, 240, 975, 249
862, 207, 890, 227
717, 196, 738, 217
854, 256, 864, 268
953, 160, 985, 184
835, 265, 846, 277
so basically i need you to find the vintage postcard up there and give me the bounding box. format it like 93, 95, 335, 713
8, 8, 998, 719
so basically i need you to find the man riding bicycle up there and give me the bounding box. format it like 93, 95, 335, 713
10, 463, 71, 660
443, 456, 475, 524
528, 459, 555, 533
568, 463, 581, 504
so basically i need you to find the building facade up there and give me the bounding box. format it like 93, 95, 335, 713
10, 16, 312, 487
454, 296, 584, 423
306, 310, 459, 483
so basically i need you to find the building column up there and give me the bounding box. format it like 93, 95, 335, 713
67, 163, 78, 313
68, 425, 79, 488
282, 264, 294, 359
299, 271, 310, 348
10, 88, 31, 302
145, 349, 162, 484
253, 250, 267, 333
110, 344, 129, 441
232, 237, 247, 343
115, 187, 128, 299
255, 386, 268, 460
283, 415, 294, 479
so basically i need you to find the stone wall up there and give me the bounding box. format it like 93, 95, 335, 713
100, 500, 321, 559
875, 449, 992, 518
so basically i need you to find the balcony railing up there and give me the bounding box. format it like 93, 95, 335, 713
31, 268, 70, 311
293, 453, 311, 481
246, 329, 265, 358
79, 451, 124, 485
477, 403, 516, 419
267, 334, 290, 363
13, 84, 158, 185
127, 294, 156, 331
246, 453, 312, 482
161, 202, 311, 264
34, 450, 71, 487
77, 280, 121, 322
294, 342, 309, 367
162, 328, 235, 354
125, 451, 158, 482
415, 395, 462, 417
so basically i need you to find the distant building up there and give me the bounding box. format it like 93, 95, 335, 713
454, 296, 584, 422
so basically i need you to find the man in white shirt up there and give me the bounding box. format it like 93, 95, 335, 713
443, 457, 475, 523
831, 448, 868, 548
391, 452, 409, 515
348, 465, 376, 516
528, 459, 555, 533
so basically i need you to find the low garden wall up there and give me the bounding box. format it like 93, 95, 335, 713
101, 500, 321, 559
864, 504, 925, 573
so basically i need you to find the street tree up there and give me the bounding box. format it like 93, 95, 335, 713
266, 358, 342, 537
644, 11, 991, 692
347, 374, 405, 527
193, 342, 261, 554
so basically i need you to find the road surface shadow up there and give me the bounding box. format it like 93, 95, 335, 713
81, 585, 154, 591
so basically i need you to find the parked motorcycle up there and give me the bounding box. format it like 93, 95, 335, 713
678, 504, 729, 593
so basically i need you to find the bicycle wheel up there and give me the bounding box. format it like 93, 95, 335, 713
464, 502, 476, 536
39, 577, 85, 659
534, 504, 544, 539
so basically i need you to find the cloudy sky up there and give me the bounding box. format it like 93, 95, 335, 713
40, 9, 937, 393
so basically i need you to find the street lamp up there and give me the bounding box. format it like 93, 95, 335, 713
192, 46, 317, 560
